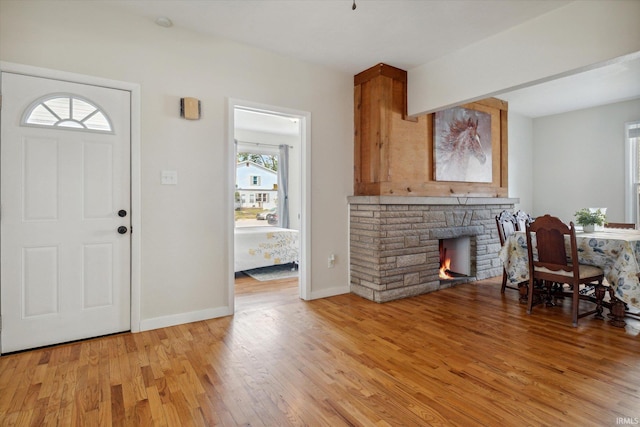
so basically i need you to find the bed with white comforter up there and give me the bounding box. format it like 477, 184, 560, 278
234, 226, 299, 272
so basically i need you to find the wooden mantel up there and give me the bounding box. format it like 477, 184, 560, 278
354, 63, 508, 198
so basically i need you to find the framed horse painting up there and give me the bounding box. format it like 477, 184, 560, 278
434, 106, 492, 183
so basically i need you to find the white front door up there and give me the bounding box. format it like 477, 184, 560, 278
0, 72, 131, 353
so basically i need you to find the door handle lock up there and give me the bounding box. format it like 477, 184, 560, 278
117, 226, 128, 234
118, 209, 127, 217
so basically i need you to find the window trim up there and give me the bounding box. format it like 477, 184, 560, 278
624, 121, 640, 224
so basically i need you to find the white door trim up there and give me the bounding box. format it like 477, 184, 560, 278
227, 98, 311, 308
0, 61, 142, 333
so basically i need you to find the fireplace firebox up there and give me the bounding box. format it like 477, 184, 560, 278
439, 237, 471, 280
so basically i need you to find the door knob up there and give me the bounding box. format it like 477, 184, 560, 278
117, 226, 128, 234
118, 209, 127, 217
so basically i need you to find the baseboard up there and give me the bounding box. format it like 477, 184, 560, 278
139, 306, 233, 332
309, 285, 350, 300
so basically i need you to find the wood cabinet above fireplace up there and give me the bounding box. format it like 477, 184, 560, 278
354, 63, 508, 198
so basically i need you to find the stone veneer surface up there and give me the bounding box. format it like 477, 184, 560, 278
348, 196, 518, 302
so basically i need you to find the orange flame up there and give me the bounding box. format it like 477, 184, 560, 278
439, 258, 453, 279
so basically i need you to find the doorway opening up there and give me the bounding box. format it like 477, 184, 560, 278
229, 101, 310, 309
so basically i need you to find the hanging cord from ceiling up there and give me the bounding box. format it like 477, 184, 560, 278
352, 0, 356, 10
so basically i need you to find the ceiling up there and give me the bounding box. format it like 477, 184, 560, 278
498, 54, 640, 118
115, 0, 640, 119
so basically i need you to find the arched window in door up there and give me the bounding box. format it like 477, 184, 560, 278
21, 94, 113, 133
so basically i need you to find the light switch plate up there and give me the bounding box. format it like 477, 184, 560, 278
161, 170, 178, 185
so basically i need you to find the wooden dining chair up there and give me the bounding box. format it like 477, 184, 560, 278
495, 211, 525, 298
604, 222, 636, 229
514, 210, 534, 232
525, 214, 606, 327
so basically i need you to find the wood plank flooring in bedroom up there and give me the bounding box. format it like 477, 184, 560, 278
1, 275, 639, 426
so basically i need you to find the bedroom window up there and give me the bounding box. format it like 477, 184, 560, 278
251, 176, 261, 186
22, 94, 114, 133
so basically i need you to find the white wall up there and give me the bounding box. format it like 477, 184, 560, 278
408, 1, 640, 116
507, 112, 534, 213
532, 99, 640, 224
0, 1, 353, 329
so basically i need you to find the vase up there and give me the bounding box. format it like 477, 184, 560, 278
583, 224, 595, 232
589, 208, 606, 231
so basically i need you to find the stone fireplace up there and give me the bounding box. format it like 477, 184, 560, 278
349, 64, 515, 302
348, 196, 517, 302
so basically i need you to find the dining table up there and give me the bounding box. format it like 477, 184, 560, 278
498, 227, 640, 327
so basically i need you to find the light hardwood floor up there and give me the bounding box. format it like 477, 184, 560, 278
1, 275, 639, 426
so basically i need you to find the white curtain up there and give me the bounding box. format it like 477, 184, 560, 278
277, 144, 289, 228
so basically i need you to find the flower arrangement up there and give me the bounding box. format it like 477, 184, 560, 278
574, 208, 606, 227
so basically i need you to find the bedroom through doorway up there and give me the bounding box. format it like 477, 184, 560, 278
230, 102, 308, 305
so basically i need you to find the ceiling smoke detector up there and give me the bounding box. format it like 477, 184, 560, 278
155, 16, 173, 28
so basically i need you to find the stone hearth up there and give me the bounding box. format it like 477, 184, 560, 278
348, 196, 518, 302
